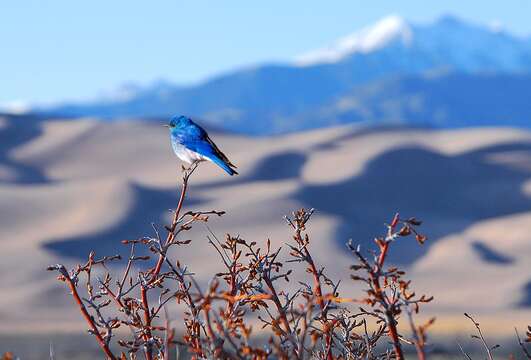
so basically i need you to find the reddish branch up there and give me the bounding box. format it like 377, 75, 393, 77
47, 158, 436, 360
263, 275, 297, 341
47, 264, 117, 360
407, 313, 435, 360
373, 214, 400, 358
141, 286, 154, 360
371, 243, 403, 359
151, 162, 198, 280
289, 209, 333, 360
47, 164, 202, 360
348, 213, 431, 360
142, 163, 198, 359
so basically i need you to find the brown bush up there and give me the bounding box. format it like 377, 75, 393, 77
46, 165, 530, 359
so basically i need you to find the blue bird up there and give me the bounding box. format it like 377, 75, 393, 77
165, 115, 238, 176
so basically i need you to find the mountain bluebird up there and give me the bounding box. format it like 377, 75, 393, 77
165, 115, 238, 175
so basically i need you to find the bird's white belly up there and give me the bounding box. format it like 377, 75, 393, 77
172, 142, 207, 164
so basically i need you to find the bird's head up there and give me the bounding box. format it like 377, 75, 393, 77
165, 115, 192, 131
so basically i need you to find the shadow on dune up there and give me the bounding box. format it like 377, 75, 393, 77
294, 142, 531, 265
41, 135, 531, 267
246, 152, 307, 181
196, 151, 308, 190
519, 280, 531, 308
313, 124, 434, 151
43, 183, 205, 259
0, 114, 49, 184
471, 242, 515, 265
41, 150, 308, 259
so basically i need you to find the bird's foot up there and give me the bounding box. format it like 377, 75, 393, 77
181, 161, 200, 173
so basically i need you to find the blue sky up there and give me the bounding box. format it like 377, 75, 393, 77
1, 0, 530, 106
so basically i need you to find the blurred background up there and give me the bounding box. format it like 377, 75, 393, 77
1, 1, 530, 358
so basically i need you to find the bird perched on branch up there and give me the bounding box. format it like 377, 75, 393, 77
165, 115, 238, 175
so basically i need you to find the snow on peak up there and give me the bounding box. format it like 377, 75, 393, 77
295, 15, 413, 66
0, 100, 31, 115
488, 20, 505, 34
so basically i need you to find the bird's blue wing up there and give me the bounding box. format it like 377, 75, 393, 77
179, 123, 238, 175
175, 121, 208, 142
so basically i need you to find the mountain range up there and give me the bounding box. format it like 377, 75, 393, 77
40, 15, 531, 134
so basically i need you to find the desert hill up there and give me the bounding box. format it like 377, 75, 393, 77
0, 114, 530, 337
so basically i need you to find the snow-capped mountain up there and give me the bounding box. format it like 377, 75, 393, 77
297, 15, 531, 72
296, 15, 414, 65
41, 15, 531, 134
0, 101, 32, 115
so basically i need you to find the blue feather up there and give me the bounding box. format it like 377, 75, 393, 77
167, 116, 238, 176
183, 139, 237, 176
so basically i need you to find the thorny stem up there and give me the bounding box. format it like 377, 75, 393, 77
100, 282, 127, 314
47, 162, 434, 360
263, 275, 301, 359
372, 244, 403, 360
203, 304, 225, 358
152, 162, 199, 279
348, 213, 422, 360
406, 306, 426, 360
371, 276, 402, 358
286, 209, 332, 359
141, 286, 154, 360
300, 239, 332, 360
47, 265, 117, 360
375, 214, 404, 360
142, 163, 198, 360
464, 313, 494, 360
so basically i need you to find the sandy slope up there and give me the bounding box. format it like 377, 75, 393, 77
0, 115, 530, 336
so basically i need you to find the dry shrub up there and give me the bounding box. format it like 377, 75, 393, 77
46, 166, 529, 359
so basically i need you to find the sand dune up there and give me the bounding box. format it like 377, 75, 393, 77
0, 114, 530, 336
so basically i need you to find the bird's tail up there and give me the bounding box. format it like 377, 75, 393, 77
209, 155, 238, 176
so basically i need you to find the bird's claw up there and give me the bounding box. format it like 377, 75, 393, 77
181, 162, 199, 173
